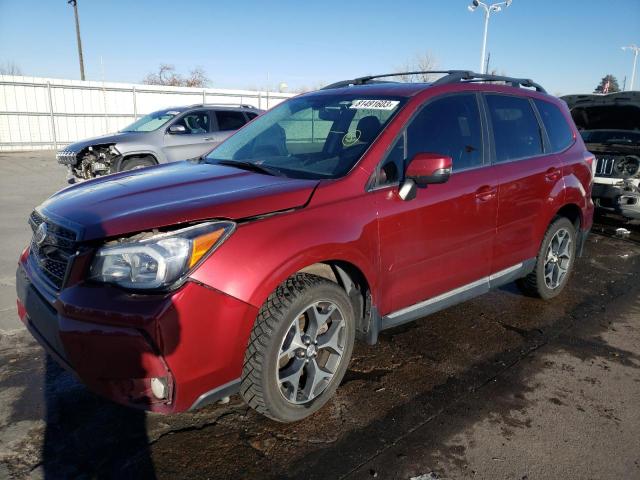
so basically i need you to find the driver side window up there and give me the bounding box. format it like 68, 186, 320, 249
172, 111, 210, 135
407, 94, 483, 171
375, 94, 483, 187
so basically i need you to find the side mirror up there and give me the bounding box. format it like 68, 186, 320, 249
168, 124, 187, 134
399, 153, 452, 201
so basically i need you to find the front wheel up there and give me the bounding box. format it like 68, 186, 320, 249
517, 217, 577, 299
120, 156, 156, 172
241, 273, 355, 422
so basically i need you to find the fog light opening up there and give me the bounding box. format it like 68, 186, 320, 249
150, 377, 168, 400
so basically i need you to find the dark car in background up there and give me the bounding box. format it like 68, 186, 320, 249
56, 104, 263, 182
563, 91, 640, 222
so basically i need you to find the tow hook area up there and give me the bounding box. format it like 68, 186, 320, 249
594, 179, 640, 221
618, 180, 640, 220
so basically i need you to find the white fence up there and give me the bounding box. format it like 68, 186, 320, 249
0, 75, 294, 152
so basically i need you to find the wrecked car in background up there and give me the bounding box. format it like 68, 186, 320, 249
563, 91, 640, 222
56, 104, 262, 183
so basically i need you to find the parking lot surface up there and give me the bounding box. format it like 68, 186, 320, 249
0, 152, 639, 479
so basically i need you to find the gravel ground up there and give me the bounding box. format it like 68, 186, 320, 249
0, 152, 638, 479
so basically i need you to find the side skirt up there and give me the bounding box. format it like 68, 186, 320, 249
380, 259, 536, 332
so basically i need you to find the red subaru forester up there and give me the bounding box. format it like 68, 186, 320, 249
17, 71, 594, 422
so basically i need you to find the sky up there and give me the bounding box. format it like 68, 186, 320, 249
0, 0, 638, 96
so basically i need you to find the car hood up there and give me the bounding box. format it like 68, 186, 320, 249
39, 161, 319, 241
561, 91, 640, 132
62, 131, 147, 153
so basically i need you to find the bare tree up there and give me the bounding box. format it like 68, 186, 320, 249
184, 67, 209, 88
394, 52, 439, 82
0, 61, 22, 75
143, 64, 210, 87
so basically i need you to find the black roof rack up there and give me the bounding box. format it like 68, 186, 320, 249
322, 70, 547, 93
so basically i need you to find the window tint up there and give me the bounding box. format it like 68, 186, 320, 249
534, 99, 574, 152
407, 94, 483, 171
173, 111, 210, 134
246, 112, 258, 120
216, 110, 247, 131
486, 95, 543, 162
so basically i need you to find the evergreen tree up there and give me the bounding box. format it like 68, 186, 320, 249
594, 75, 620, 93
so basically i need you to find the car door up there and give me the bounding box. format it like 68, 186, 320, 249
373, 93, 498, 315
483, 93, 561, 273
163, 110, 216, 162
207, 109, 250, 147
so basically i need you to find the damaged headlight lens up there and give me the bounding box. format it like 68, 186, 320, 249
90, 221, 235, 290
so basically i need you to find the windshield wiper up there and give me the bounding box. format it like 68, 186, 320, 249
214, 159, 282, 176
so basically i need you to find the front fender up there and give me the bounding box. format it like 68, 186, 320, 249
115, 144, 165, 165
189, 197, 379, 310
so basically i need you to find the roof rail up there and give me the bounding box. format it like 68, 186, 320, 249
322, 70, 547, 93
193, 103, 259, 109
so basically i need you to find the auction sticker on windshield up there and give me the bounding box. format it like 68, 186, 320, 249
350, 99, 400, 110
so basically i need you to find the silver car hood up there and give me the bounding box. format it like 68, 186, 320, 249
61, 131, 148, 153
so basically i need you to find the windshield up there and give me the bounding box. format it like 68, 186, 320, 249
121, 109, 183, 132
204, 94, 406, 179
581, 130, 640, 145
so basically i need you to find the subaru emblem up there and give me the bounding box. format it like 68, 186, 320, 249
34, 222, 48, 246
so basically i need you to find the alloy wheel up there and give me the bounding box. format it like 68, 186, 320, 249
544, 227, 572, 289
277, 300, 346, 404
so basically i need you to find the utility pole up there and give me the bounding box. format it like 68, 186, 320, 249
622, 45, 639, 91
68, 0, 85, 81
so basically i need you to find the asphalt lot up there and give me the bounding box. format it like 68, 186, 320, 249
0, 152, 66, 332
0, 152, 639, 479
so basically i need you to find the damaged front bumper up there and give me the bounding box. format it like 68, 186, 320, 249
593, 178, 640, 220
16, 252, 259, 413
57, 144, 121, 183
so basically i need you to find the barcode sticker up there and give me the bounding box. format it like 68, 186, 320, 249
350, 99, 399, 110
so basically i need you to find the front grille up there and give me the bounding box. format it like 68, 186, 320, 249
56, 149, 78, 165
28, 211, 78, 291
595, 156, 619, 177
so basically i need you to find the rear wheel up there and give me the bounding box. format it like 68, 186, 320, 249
120, 156, 155, 172
241, 273, 355, 422
517, 217, 577, 299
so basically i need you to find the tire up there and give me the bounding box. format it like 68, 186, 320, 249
241, 273, 355, 422
120, 156, 155, 172
516, 217, 577, 300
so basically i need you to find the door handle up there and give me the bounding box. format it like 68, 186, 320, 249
544, 167, 562, 182
204, 137, 215, 141
475, 185, 497, 202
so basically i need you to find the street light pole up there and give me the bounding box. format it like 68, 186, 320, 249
622, 45, 639, 91
68, 0, 85, 81
468, 0, 513, 74
480, 7, 490, 74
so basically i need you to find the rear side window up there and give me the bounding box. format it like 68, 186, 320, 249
246, 112, 258, 120
215, 110, 247, 131
406, 94, 483, 171
486, 95, 543, 163
534, 99, 574, 152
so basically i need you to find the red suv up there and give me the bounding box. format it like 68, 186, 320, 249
16, 71, 594, 422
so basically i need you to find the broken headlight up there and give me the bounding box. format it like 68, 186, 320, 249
90, 221, 235, 290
